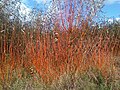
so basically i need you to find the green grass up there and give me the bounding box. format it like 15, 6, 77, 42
0, 65, 119, 90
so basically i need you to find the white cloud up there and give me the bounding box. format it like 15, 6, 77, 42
108, 17, 120, 23
105, 0, 120, 4
19, 3, 31, 15
33, 0, 45, 4
20, 0, 51, 22
34, 0, 51, 4
18, 3, 32, 22
108, 18, 114, 23
116, 17, 120, 21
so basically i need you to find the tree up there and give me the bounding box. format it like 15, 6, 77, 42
48, 0, 105, 30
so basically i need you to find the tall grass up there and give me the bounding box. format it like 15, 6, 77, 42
0, 21, 120, 88
0, 0, 120, 89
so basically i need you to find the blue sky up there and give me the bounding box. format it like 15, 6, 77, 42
103, 0, 120, 18
21, 0, 51, 10
21, 0, 120, 19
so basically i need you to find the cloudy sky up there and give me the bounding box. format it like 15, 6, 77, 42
21, 0, 120, 19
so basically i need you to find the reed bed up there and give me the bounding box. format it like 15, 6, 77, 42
0, 21, 120, 90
